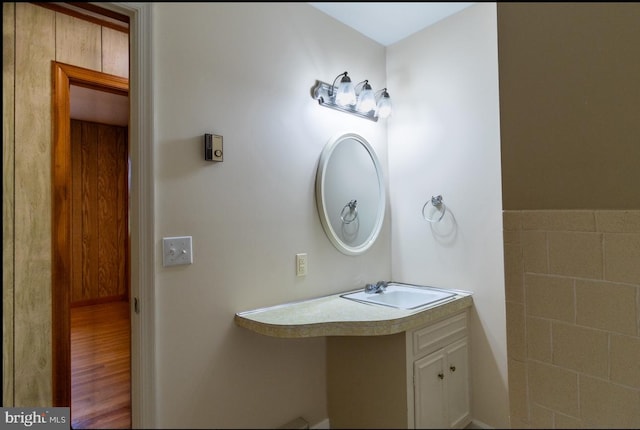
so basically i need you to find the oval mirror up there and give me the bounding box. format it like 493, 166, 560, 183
315, 133, 386, 255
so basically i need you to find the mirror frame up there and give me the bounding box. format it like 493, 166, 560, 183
315, 133, 386, 256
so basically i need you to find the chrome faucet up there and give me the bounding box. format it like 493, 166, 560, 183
365, 280, 388, 294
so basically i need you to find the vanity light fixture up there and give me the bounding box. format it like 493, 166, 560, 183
374, 88, 392, 119
355, 80, 376, 113
311, 71, 392, 122
334, 71, 356, 107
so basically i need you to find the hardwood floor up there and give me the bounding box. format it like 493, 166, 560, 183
71, 300, 131, 429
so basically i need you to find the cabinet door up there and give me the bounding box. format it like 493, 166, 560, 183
414, 337, 470, 429
414, 349, 447, 429
446, 338, 470, 428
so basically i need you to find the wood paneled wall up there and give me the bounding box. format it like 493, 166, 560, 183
3, 2, 16, 406
70, 120, 128, 305
2, 2, 128, 406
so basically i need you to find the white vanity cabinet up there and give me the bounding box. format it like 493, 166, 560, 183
409, 313, 470, 429
327, 311, 470, 429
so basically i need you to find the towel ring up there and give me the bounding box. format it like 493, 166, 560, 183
422, 195, 446, 223
340, 199, 358, 224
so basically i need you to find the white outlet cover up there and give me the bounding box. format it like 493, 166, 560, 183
296, 253, 308, 277
163, 236, 193, 267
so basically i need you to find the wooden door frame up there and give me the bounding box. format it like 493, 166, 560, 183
52, 61, 129, 407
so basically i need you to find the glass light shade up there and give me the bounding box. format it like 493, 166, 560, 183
356, 84, 376, 113
375, 91, 392, 119
335, 76, 356, 107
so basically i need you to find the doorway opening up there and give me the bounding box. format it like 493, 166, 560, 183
52, 62, 130, 428
70, 85, 130, 428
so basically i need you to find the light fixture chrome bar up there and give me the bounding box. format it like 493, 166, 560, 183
311, 80, 378, 122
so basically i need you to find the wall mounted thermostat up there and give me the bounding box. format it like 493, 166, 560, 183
204, 133, 223, 162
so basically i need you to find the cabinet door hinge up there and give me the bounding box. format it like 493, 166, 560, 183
134, 297, 140, 314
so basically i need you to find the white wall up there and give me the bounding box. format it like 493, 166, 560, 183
387, 4, 509, 428
152, 3, 389, 428
152, 2, 509, 428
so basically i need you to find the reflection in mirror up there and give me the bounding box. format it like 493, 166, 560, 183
315, 133, 385, 255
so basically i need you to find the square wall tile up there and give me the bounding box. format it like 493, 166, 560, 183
525, 274, 575, 322
521, 210, 595, 232
503, 211, 522, 232
576, 280, 638, 335
610, 334, 640, 389
596, 210, 640, 233
506, 210, 640, 430
522, 231, 547, 274
526, 317, 551, 363
580, 375, 640, 428
509, 417, 531, 429
552, 322, 608, 378
528, 361, 579, 416
507, 302, 526, 360
529, 404, 553, 429
604, 233, 640, 284
548, 232, 603, 279
508, 358, 529, 426
554, 413, 583, 429
505, 243, 524, 303
503, 230, 521, 245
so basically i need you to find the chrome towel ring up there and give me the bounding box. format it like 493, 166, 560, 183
340, 199, 358, 224
422, 195, 446, 223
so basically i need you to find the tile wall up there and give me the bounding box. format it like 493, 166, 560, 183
503, 210, 640, 428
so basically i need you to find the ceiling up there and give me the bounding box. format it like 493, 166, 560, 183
309, 2, 475, 46
70, 85, 129, 126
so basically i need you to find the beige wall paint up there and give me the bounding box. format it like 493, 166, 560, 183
2, 2, 128, 406
498, 3, 640, 210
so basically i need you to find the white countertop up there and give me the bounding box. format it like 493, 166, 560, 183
234, 287, 473, 338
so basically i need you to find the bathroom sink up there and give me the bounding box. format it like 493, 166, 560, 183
340, 282, 457, 310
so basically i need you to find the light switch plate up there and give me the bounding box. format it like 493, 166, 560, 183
163, 236, 193, 267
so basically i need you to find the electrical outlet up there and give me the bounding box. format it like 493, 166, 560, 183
296, 253, 308, 277
163, 236, 193, 267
